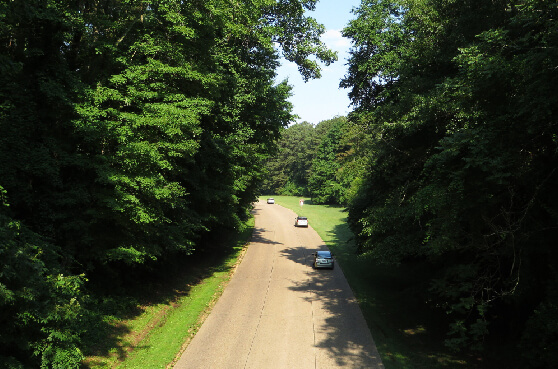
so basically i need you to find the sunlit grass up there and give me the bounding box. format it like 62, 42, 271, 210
85, 196, 478, 369
263, 196, 351, 245
267, 195, 478, 369
83, 218, 254, 368
119, 276, 227, 368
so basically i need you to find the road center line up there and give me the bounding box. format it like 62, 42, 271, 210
243, 236, 276, 369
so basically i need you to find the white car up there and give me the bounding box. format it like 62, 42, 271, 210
267, 198, 275, 204
313, 250, 334, 269
294, 216, 308, 227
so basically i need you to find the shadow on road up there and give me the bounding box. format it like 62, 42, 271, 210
251, 227, 283, 245
280, 246, 382, 368
280, 246, 311, 267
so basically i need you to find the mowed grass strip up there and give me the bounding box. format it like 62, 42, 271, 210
83, 218, 254, 369
117, 276, 225, 369
266, 196, 478, 369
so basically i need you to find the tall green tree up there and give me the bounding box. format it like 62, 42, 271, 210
262, 122, 318, 195
308, 116, 348, 204
67, 0, 336, 264
0, 187, 86, 367
342, 0, 558, 360
0, 0, 336, 366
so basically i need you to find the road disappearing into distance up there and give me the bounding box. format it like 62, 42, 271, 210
174, 199, 384, 369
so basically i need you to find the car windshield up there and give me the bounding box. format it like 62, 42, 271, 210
298, 217, 307, 220
317, 251, 331, 258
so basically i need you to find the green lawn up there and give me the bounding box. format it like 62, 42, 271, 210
266, 195, 480, 369
84, 197, 479, 369
82, 219, 253, 368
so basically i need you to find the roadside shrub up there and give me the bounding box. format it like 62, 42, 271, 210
278, 181, 306, 196
520, 302, 558, 368
0, 189, 86, 368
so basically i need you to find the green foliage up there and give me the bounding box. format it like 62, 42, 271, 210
262, 122, 319, 195
308, 117, 349, 204
263, 117, 353, 204
0, 189, 85, 368
520, 302, 558, 368
277, 181, 306, 196
265, 0, 338, 81
342, 0, 558, 359
0, 0, 336, 366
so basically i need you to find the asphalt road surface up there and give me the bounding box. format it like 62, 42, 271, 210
173, 199, 384, 369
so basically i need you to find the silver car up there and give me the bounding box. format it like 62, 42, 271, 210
294, 216, 308, 227
267, 198, 275, 204
312, 250, 334, 269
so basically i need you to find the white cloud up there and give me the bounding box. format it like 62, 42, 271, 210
321, 29, 351, 50
274, 26, 355, 124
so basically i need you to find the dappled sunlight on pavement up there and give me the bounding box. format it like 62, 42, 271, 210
173, 200, 383, 368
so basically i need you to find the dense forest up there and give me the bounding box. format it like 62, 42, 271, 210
2, 0, 558, 367
265, 0, 558, 367
0, 0, 336, 367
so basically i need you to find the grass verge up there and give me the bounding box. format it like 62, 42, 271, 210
82, 218, 254, 368
266, 195, 481, 369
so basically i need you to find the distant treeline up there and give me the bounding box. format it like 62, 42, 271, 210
265, 1, 558, 367
0, 0, 336, 367
261, 116, 354, 204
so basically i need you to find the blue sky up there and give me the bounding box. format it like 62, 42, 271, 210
275, 0, 362, 125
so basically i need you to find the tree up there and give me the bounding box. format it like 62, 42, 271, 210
308, 116, 348, 204
262, 122, 318, 195
0, 186, 86, 367
0, 0, 336, 366
342, 0, 558, 359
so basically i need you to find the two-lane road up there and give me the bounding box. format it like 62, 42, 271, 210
173, 200, 384, 368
